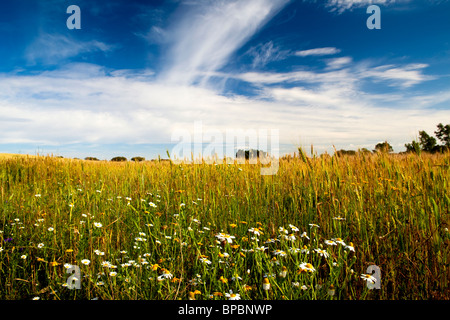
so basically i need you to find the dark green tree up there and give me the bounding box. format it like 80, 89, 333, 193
435, 123, 450, 147
405, 140, 421, 154
374, 141, 393, 153
111, 156, 127, 162
131, 156, 145, 162
418, 130, 436, 152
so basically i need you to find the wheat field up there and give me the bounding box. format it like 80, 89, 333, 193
0, 151, 449, 300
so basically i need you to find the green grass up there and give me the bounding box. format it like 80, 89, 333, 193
0, 152, 449, 300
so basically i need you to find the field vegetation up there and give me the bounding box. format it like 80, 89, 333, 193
0, 151, 449, 300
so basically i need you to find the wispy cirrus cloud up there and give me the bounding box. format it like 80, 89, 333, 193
25, 33, 114, 66
159, 0, 290, 86
245, 41, 292, 68
325, 0, 401, 13
295, 47, 341, 57
361, 63, 436, 88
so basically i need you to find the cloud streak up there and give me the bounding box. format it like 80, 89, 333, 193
295, 47, 341, 57
159, 0, 290, 86
25, 33, 114, 66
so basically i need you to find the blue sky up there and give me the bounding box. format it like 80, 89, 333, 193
1, 0, 449, 160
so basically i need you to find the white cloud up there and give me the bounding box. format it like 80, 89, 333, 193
361, 63, 435, 88
246, 41, 291, 68
326, 56, 353, 70
325, 0, 399, 13
295, 47, 341, 57
159, 0, 290, 86
0, 56, 447, 156
25, 33, 114, 65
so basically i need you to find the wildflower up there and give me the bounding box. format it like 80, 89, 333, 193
324, 240, 337, 246
47, 227, 54, 232
32, 297, 40, 300
289, 247, 301, 254
218, 252, 229, 258
21, 255, 27, 260
219, 276, 228, 284
96, 281, 105, 286
314, 248, 329, 258
102, 261, 112, 268
285, 233, 296, 241
66, 249, 73, 253
64, 263, 72, 269
50, 261, 59, 267
279, 227, 288, 234
361, 274, 377, 284
289, 224, 299, 232
160, 268, 173, 279
262, 278, 270, 290
301, 285, 308, 290
231, 275, 242, 282
37, 243, 44, 249
188, 291, 201, 300
309, 224, 320, 228
229, 223, 237, 228
279, 266, 288, 278
199, 257, 212, 265
215, 233, 235, 244
292, 282, 300, 287
243, 284, 252, 291
333, 216, 345, 221
248, 227, 263, 236
35, 194, 41, 197
213, 292, 224, 297
149, 202, 157, 208
81, 259, 91, 265
109, 271, 117, 277
333, 238, 346, 246
157, 275, 166, 282
345, 242, 355, 252
94, 222, 102, 228
225, 291, 241, 300
256, 246, 268, 252
273, 249, 287, 257
299, 262, 316, 273
94, 250, 105, 256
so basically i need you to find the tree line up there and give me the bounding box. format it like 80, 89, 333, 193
333, 123, 449, 156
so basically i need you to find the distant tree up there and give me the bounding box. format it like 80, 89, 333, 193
111, 156, 127, 162
418, 131, 436, 152
335, 149, 356, 156
374, 141, 393, 153
405, 140, 421, 154
131, 156, 145, 162
236, 149, 267, 160
358, 148, 372, 154
85, 157, 99, 161
435, 123, 450, 147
